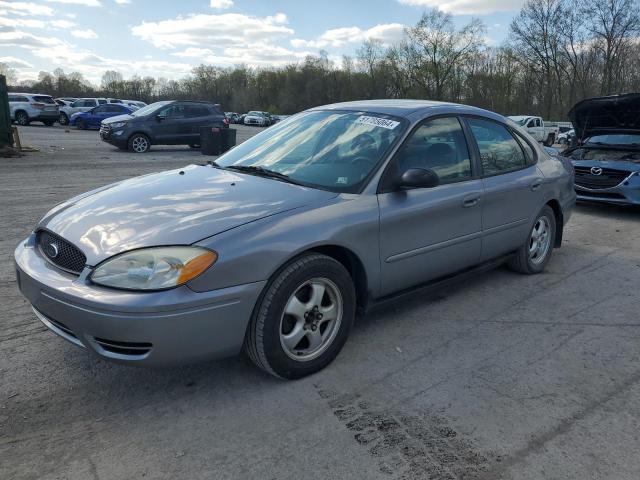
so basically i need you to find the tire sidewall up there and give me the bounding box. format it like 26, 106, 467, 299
59, 113, 68, 125
526, 206, 556, 273
255, 255, 356, 379
16, 112, 28, 126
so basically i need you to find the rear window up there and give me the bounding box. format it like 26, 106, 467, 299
33, 96, 55, 104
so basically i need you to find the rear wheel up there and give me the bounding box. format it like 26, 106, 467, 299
544, 133, 556, 146
244, 253, 356, 379
15, 111, 29, 126
128, 133, 150, 153
508, 205, 556, 274
59, 113, 69, 125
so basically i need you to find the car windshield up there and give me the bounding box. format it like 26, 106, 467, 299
512, 118, 528, 126
585, 134, 640, 146
248, 111, 263, 116
216, 110, 406, 193
131, 101, 172, 117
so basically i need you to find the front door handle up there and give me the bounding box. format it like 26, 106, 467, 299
530, 180, 542, 191
462, 195, 480, 208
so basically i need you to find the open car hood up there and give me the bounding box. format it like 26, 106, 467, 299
569, 93, 640, 140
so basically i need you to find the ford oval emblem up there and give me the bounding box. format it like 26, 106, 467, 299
590, 167, 603, 176
47, 243, 59, 258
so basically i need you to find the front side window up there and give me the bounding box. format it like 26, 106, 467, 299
216, 110, 406, 192
392, 117, 472, 184
468, 118, 527, 176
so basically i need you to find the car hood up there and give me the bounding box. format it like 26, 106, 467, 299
103, 113, 136, 124
38, 165, 337, 265
569, 93, 640, 140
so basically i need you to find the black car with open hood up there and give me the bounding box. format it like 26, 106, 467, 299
568, 93, 640, 142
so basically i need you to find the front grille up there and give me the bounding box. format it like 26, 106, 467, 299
574, 166, 630, 189
99, 124, 110, 135
37, 230, 87, 274
93, 337, 153, 356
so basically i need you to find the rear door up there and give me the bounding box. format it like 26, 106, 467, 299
378, 116, 483, 295
184, 104, 212, 143
464, 117, 543, 261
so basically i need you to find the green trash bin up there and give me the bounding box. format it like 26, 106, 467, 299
200, 126, 222, 155
221, 128, 237, 153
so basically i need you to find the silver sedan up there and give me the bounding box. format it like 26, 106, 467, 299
14, 100, 576, 378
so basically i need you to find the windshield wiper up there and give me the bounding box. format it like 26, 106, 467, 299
227, 165, 304, 186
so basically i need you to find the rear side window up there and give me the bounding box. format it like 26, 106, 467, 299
10, 95, 29, 102
98, 99, 106, 105
186, 105, 210, 117
33, 95, 55, 104
393, 117, 472, 184
467, 118, 527, 176
514, 133, 536, 165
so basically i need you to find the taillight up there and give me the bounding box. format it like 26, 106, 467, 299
31, 102, 45, 109
223, 117, 229, 125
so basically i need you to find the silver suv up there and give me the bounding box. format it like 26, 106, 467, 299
9, 93, 60, 126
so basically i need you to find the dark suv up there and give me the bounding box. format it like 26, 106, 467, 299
99, 100, 227, 153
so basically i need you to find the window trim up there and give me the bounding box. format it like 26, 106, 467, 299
378, 114, 480, 194
461, 115, 533, 178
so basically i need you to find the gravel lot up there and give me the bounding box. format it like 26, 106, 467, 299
2, 124, 640, 480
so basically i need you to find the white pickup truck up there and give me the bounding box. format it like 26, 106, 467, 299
508, 116, 559, 146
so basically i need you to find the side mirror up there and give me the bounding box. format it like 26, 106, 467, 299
398, 168, 439, 189
156, 114, 165, 122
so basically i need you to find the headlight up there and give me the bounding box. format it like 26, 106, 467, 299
90, 246, 217, 291
109, 121, 127, 129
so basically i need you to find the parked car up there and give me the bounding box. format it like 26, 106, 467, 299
508, 116, 559, 146
99, 100, 226, 153
123, 100, 147, 110
225, 112, 240, 124
8, 93, 59, 126
557, 128, 575, 147
14, 100, 575, 378
70, 104, 134, 130
59, 98, 122, 125
561, 93, 640, 205
244, 111, 270, 126
54, 98, 77, 107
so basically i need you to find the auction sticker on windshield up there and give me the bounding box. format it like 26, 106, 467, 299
356, 116, 400, 130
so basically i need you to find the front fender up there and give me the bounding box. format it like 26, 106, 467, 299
188, 194, 381, 297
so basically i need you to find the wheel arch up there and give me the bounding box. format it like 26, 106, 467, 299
545, 199, 563, 247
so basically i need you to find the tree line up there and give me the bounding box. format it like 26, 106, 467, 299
4, 0, 640, 120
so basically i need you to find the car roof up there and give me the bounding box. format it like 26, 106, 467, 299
10, 92, 52, 97
311, 99, 500, 120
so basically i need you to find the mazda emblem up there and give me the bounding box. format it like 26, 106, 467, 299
47, 243, 59, 258
590, 167, 603, 176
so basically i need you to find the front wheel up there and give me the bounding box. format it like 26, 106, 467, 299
59, 113, 69, 125
508, 205, 556, 274
244, 253, 356, 379
128, 133, 151, 153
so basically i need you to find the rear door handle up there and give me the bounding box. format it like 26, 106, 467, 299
530, 180, 542, 191
462, 195, 480, 208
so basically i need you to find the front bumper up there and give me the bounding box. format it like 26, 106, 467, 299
14, 234, 265, 367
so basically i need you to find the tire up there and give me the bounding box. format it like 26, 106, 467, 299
43, 120, 54, 126
508, 205, 556, 274
544, 133, 555, 147
59, 113, 69, 125
75, 119, 86, 130
128, 133, 151, 153
15, 111, 29, 126
244, 253, 356, 379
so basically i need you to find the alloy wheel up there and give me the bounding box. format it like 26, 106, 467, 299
529, 215, 551, 265
132, 136, 149, 153
279, 277, 343, 362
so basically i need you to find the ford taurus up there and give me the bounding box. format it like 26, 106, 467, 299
14, 100, 576, 379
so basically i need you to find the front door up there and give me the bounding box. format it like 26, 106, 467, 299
378, 116, 483, 296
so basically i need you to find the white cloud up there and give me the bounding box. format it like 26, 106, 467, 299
131, 13, 294, 49
0, 16, 46, 29
0, 1, 54, 16
114, 0, 130, 4
0, 56, 34, 68
51, 19, 75, 28
45, 0, 102, 6
292, 23, 406, 49
210, 0, 233, 9
71, 29, 98, 38
397, 0, 523, 15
